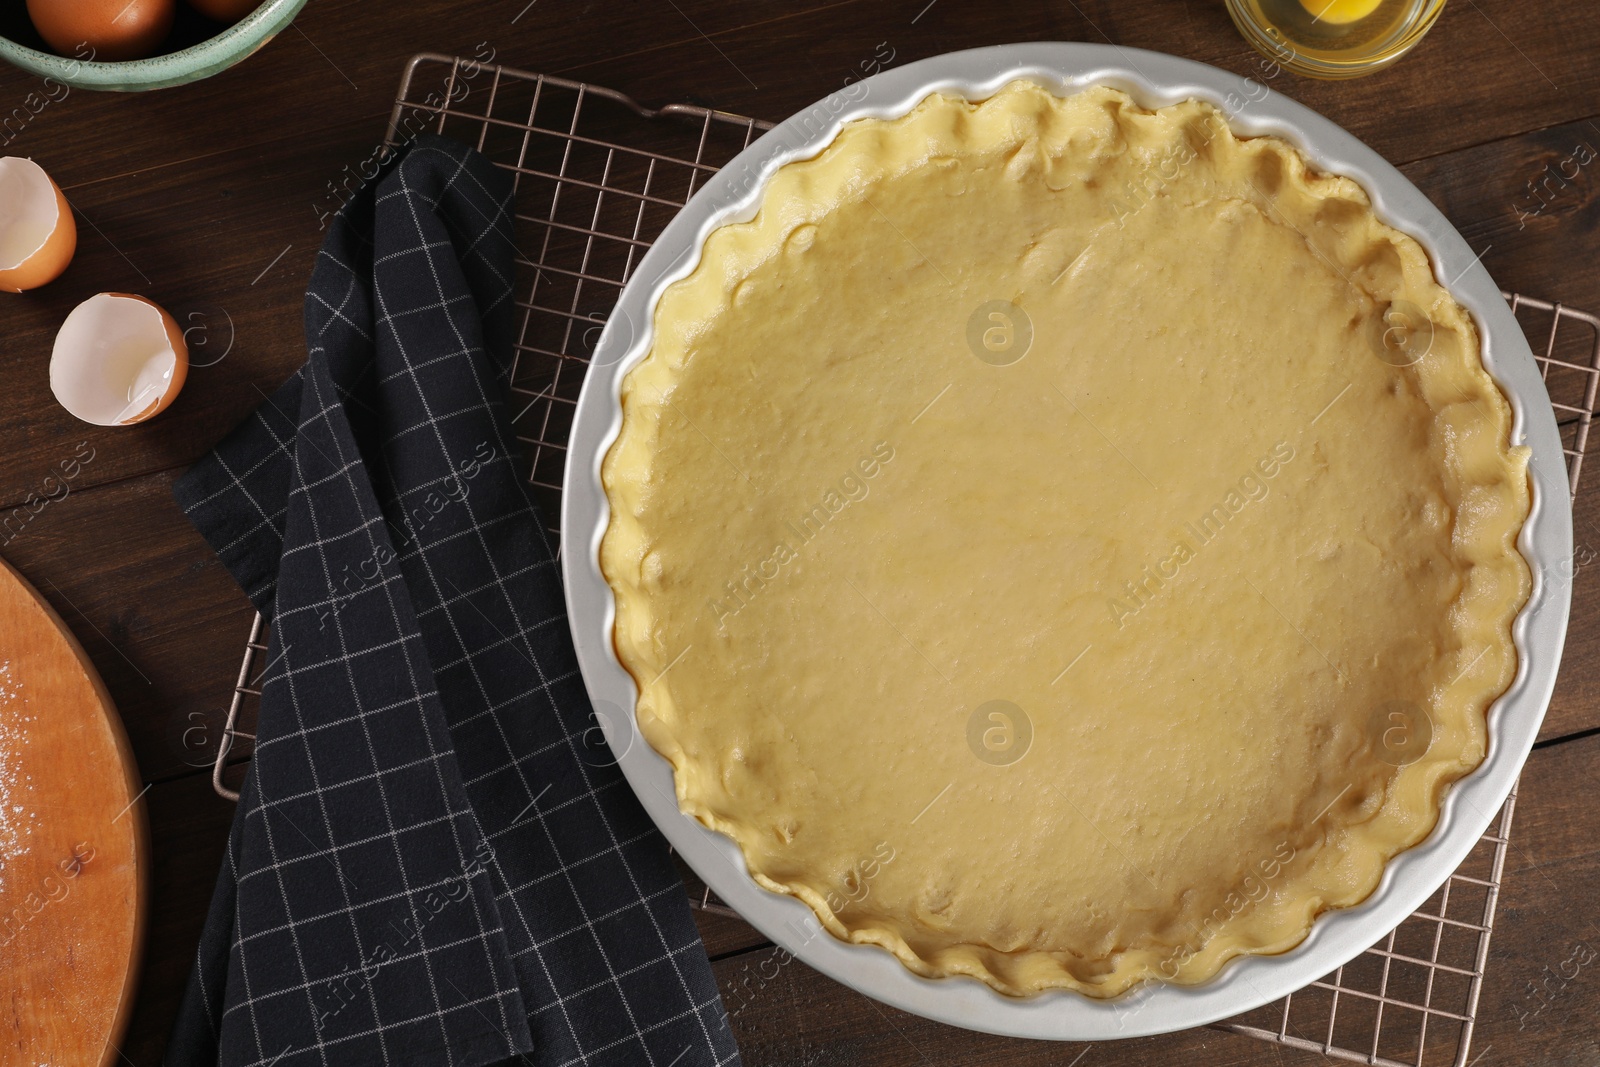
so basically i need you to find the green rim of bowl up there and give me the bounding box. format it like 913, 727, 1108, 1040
0, 0, 310, 92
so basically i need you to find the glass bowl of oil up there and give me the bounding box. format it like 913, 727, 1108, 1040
1225, 0, 1449, 78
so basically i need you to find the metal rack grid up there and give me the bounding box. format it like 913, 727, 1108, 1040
208, 53, 1600, 1066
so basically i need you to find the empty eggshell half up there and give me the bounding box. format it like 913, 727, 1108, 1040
51, 293, 189, 426
0, 157, 77, 293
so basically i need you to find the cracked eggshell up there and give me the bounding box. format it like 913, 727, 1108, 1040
0, 157, 76, 293
51, 293, 189, 426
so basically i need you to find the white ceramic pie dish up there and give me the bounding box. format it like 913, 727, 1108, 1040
560, 43, 1573, 1040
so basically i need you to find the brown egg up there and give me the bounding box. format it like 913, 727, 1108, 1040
0, 157, 76, 292
186, 0, 261, 23
26, 0, 175, 62
51, 293, 189, 426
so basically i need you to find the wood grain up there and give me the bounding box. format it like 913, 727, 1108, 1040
1, 469, 260, 784
1474, 733, 1600, 1065
0, 0, 1596, 1064
116, 771, 231, 1065
0, 554, 145, 1067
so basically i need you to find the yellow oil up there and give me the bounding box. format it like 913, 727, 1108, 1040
1233, 0, 1437, 69
1304, 0, 1382, 23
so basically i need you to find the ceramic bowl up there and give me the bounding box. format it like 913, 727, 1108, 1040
0, 0, 308, 92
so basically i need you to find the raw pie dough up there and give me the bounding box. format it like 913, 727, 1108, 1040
600, 83, 1532, 997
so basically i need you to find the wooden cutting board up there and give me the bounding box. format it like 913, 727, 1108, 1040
0, 553, 147, 1067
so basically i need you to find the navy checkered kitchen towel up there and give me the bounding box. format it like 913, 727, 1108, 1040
166, 135, 740, 1067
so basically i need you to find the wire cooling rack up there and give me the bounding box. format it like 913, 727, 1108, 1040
208, 53, 1600, 1067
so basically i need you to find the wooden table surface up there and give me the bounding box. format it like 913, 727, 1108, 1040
2, 2, 1599, 1064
